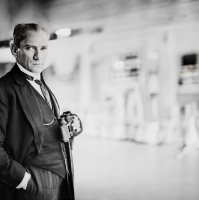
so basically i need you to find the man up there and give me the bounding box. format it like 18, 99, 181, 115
0, 23, 82, 200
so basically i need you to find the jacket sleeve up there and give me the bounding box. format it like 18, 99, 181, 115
0, 88, 26, 187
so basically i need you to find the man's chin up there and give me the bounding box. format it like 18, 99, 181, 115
31, 64, 45, 73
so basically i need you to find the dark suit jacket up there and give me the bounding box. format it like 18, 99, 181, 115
0, 64, 74, 200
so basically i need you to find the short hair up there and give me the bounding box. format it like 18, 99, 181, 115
13, 23, 49, 47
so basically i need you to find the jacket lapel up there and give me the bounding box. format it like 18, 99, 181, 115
11, 64, 44, 153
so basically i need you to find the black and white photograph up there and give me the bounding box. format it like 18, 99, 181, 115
0, 0, 199, 200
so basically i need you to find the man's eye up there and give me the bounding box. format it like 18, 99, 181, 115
41, 46, 47, 51
25, 46, 33, 51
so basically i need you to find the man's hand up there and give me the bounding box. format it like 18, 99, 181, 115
68, 114, 82, 136
61, 111, 83, 137
71, 115, 81, 133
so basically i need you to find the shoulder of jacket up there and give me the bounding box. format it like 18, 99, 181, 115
0, 72, 14, 96
0, 70, 13, 83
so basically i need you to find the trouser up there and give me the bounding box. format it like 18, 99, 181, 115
15, 166, 68, 200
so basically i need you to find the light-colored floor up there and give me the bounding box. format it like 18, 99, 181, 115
73, 136, 199, 200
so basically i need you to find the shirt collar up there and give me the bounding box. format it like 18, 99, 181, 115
17, 63, 40, 80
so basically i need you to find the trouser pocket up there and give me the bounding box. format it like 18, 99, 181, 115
25, 166, 63, 200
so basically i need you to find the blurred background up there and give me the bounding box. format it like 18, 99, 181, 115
1, 0, 199, 199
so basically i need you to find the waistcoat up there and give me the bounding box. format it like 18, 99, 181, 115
23, 84, 67, 178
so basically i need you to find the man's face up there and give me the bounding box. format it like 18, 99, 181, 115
15, 30, 49, 74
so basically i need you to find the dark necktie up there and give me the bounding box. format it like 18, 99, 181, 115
34, 79, 52, 109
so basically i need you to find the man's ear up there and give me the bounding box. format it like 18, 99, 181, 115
10, 40, 18, 58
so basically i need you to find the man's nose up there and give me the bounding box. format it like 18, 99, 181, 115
33, 49, 40, 60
